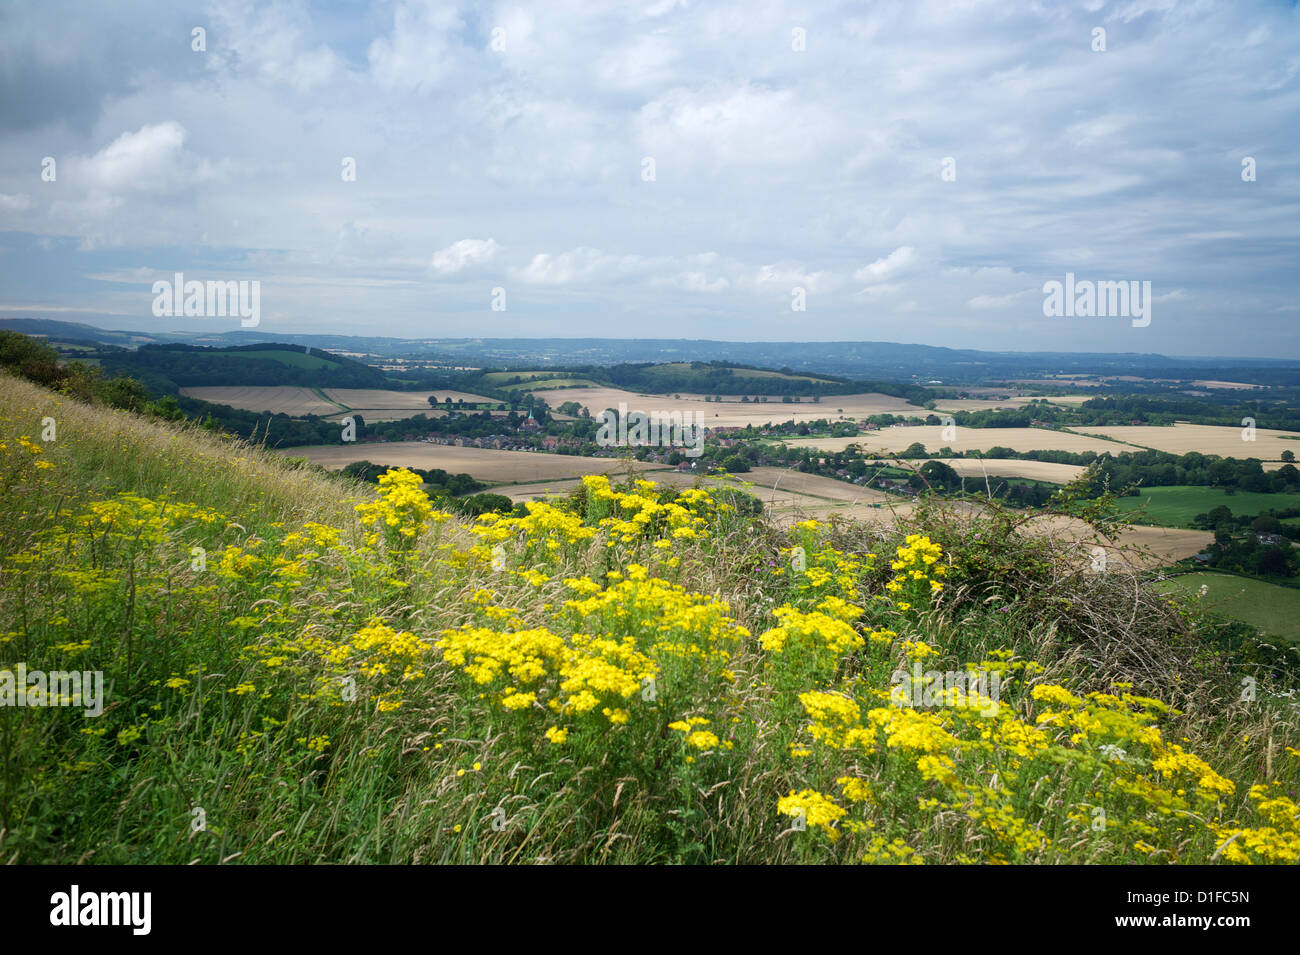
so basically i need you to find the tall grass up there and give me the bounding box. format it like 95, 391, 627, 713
1, 371, 1297, 864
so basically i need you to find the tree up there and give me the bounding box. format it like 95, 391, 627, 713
1255, 547, 1292, 577
1282, 450, 1296, 463
920, 460, 959, 490
1252, 515, 1281, 534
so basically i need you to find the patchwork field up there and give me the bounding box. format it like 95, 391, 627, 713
280, 442, 663, 482
929, 395, 1093, 412
323, 388, 495, 408
321, 408, 513, 423
498, 378, 601, 392
1075, 423, 1300, 458
863, 458, 1088, 484
1115, 486, 1300, 528
1156, 573, 1300, 642
1024, 515, 1214, 569
545, 387, 927, 427
778, 427, 1124, 455
181, 386, 497, 416
180, 385, 344, 416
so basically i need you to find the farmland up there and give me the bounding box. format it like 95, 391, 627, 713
1156, 573, 1300, 642
1116, 486, 1300, 528
180, 385, 496, 416
1075, 423, 1299, 459
282, 442, 663, 482
777, 426, 1125, 455
865, 458, 1089, 484
323, 388, 496, 408
549, 386, 927, 426
179, 385, 344, 416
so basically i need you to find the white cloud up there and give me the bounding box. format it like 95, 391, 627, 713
0, 0, 1296, 353
855, 247, 916, 284
368, 1, 468, 92
431, 238, 501, 275
70, 122, 192, 192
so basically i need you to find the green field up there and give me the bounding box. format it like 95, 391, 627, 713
1156, 572, 1300, 642
499, 377, 599, 392
481, 370, 568, 384
238, 349, 339, 370
1116, 485, 1300, 528
639, 362, 835, 385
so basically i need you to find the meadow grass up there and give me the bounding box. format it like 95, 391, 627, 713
1156, 573, 1300, 643
1116, 485, 1300, 528
2, 371, 1298, 865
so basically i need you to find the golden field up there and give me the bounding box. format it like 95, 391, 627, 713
1075, 423, 1300, 459
544, 387, 925, 427
281, 441, 663, 482
181, 385, 344, 416
777, 427, 1125, 456
180, 385, 495, 416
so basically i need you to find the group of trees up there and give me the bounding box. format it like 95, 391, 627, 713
1202, 531, 1298, 578
97, 343, 391, 392
1, 331, 156, 414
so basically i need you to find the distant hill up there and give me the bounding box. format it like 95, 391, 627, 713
5, 317, 1300, 386
94, 342, 392, 393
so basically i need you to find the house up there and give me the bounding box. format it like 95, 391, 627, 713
1257, 533, 1286, 546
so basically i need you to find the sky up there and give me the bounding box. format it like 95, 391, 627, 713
0, 0, 1297, 357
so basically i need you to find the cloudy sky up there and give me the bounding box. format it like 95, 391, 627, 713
1, 0, 1297, 356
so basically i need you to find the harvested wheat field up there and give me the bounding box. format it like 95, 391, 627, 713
930, 398, 1030, 412
1075, 422, 1300, 459
927, 395, 1097, 412
865, 458, 1088, 484
321, 408, 511, 423
281, 442, 663, 482
544, 387, 926, 427
1024, 515, 1213, 570
180, 385, 344, 416
778, 427, 1123, 456
323, 388, 496, 409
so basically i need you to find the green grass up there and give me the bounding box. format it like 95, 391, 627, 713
238, 349, 339, 370
481, 371, 566, 384
641, 363, 835, 385
1115, 485, 1300, 528
4, 370, 1300, 865
1156, 573, 1300, 643
498, 377, 599, 392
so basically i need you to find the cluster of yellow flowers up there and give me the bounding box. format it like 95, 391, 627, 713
581, 475, 727, 546
437, 561, 748, 746
12, 434, 55, 470
883, 533, 946, 611
354, 468, 449, 548
8, 403, 1296, 867
436, 622, 655, 722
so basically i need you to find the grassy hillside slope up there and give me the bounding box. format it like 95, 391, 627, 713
2, 371, 1298, 864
